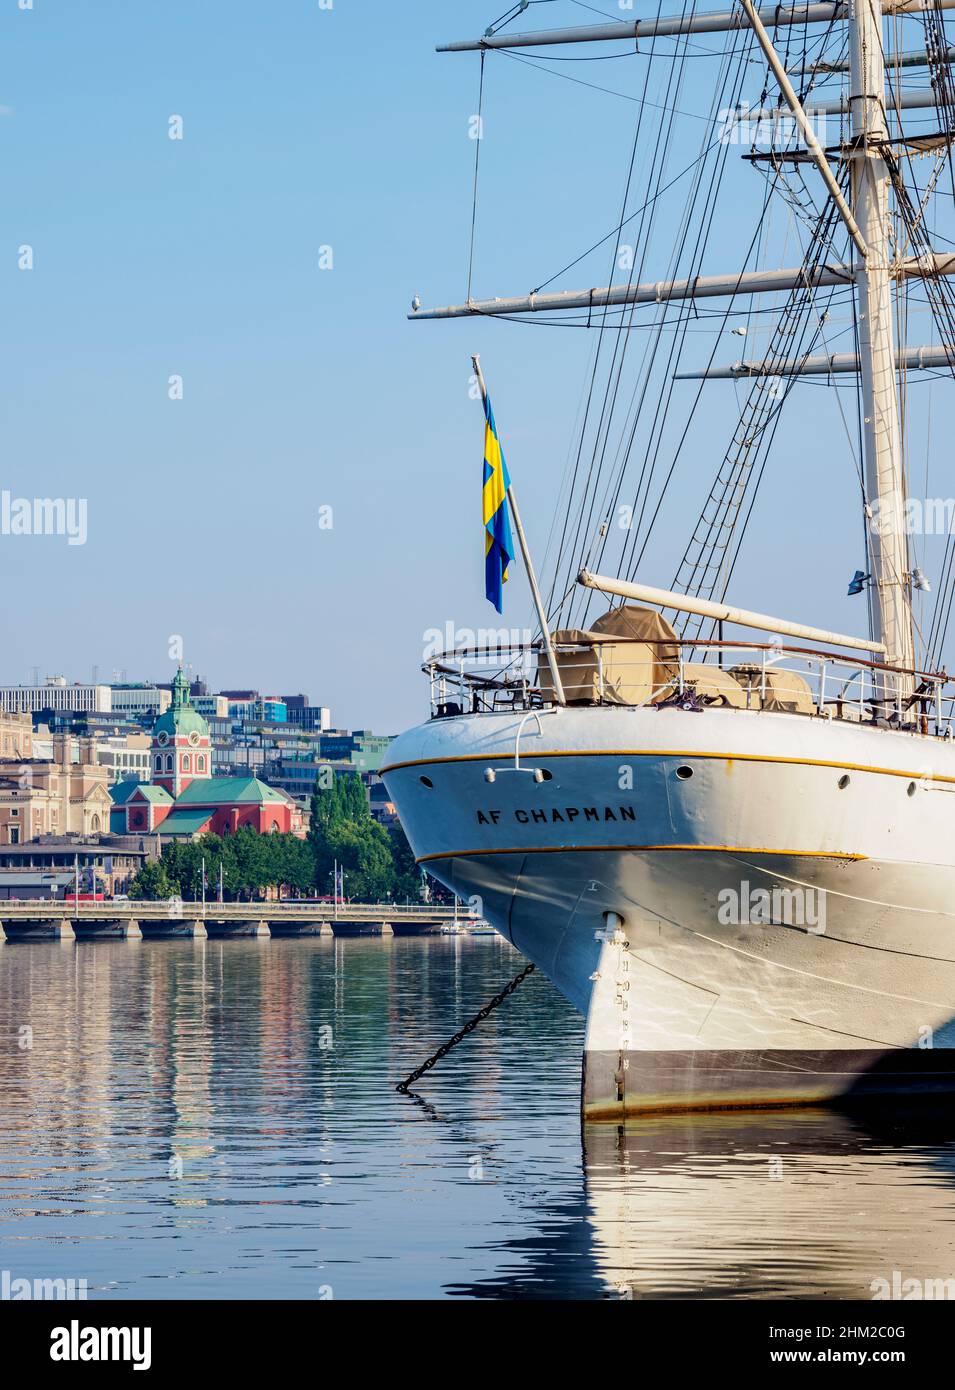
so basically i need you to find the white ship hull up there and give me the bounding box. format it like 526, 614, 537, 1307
383, 704, 955, 1116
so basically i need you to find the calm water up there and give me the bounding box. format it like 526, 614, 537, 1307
3, 934, 955, 1300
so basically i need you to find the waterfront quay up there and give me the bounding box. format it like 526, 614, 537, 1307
0, 901, 462, 942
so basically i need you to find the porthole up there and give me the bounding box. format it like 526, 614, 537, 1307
838, 774, 850, 789
907, 781, 917, 797
536, 768, 553, 781
419, 776, 433, 789
675, 765, 693, 780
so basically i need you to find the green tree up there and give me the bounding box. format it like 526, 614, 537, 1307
275, 834, 314, 897
192, 833, 237, 900
129, 828, 314, 902
128, 859, 176, 901
161, 840, 204, 899
389, 821, 423, 902
326, 819, 395, 901
229, 825, 270, 900
308, 771, 399, 900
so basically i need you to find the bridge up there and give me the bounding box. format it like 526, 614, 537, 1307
0, 901, 471, 942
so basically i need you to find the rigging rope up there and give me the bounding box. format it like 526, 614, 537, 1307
466, 52, 486, 305
461, 1, 955, 682
550, 7, 759, 630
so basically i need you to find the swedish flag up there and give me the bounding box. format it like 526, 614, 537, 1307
482, 394, 514, 613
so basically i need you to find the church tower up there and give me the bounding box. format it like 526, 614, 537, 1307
150, 668, 212, 797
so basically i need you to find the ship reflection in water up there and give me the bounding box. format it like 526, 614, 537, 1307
1, 937, 955, 1300
578, 1109, 955, 1301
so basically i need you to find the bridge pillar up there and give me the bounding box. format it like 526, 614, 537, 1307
0, 918, 73, 941
0, 921, 5, 943
139, 917, 207, 940
268, 919, 332, 938
71, 918, 140, 941
390, 920, 444, 937
331, 920, 389, 937
205, 920, 271, 939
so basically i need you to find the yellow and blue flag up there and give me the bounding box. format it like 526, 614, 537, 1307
482, 394, 514, 614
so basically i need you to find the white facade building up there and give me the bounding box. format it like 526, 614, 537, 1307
0, 679, 112, 715
109, 684, 171, 718
94, 735, 152, 783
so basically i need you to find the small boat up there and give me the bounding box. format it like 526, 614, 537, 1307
466, 921, 498, 937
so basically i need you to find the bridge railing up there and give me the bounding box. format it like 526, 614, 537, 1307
0, 901, 466, 919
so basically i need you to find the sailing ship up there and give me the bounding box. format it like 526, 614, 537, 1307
382, 0, 955, 1116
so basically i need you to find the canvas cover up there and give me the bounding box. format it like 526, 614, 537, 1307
675, 662, 749, 709
730, 663, 815, 714
537, 605, 679, 705
535, 605, 818, 713
588, 604, 680, 662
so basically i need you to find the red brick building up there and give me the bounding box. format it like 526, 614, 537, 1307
110, 669, 308, 841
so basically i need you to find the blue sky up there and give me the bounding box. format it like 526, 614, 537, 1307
1, 0, 949, 731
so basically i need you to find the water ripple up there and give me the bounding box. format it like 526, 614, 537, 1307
2, 937, 955, 1299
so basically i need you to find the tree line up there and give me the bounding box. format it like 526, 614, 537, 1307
129, 774, 430, 903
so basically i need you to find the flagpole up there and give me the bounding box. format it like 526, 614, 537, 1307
471, 355, 566, 706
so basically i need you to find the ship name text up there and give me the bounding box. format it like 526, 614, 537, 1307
476, 805, 637, 825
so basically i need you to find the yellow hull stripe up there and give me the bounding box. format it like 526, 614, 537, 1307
582, 1093, 836, 1119
415, 844, 867, 864
381, 747, 951, 785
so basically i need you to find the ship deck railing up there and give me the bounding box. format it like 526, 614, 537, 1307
424, 638, 954, 736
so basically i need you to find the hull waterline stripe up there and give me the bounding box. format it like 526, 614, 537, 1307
382, 746, 955, 784
583, 1097, 817, 1118
415, 844, 867, 863
583, 1093, 857, 1118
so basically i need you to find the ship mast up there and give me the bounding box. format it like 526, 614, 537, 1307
424, 4, 945, 695
849, 0, 916, 691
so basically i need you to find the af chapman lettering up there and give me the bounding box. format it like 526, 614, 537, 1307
476, 805, 637, 825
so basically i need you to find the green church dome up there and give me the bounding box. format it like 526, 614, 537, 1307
152, 668, 209, 740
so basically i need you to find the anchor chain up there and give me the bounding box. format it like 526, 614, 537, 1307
395, 962, 537, 1094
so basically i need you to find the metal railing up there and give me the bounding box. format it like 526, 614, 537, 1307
0, 901, 468, 921
425, 638, 953, 736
